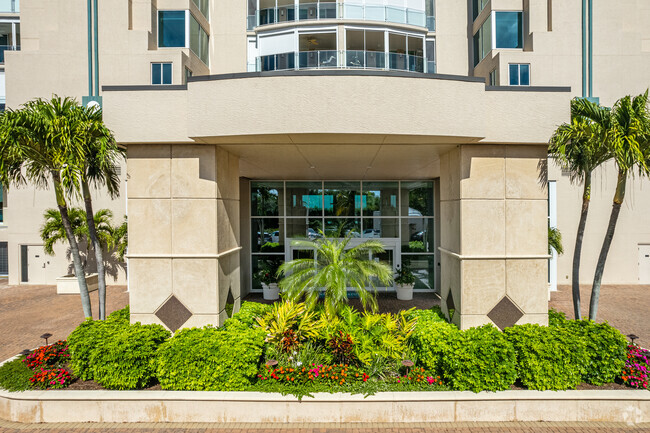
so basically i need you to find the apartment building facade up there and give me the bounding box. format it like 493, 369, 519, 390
2, 0, 649, 330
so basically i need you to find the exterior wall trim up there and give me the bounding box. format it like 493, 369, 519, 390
438, 247, 551, 260
127, 247, 243, 260
486, 85, 572, 92
102, 85, 188, 91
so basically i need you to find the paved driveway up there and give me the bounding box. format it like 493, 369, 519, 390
0, 282, 128, 361
550, 284, 650, 348
0, 420, 648, 432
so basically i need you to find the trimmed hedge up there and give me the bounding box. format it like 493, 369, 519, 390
505, 324, 588, 390
0, 358, 33, 391
410, 320, 458, 374
155, 324, 265, 391
549, 311, 627, 385
68, 307, 170, 389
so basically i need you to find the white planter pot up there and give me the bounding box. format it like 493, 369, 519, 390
262, 282, 279, 300
56, 273, 99, 295
395, 283, 414, 301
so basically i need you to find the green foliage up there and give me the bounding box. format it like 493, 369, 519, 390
224, 301, 272, 328
550, 314, 627, 385
321, 306, 417, 367
155, 325, 266, 391
278, 235, 393, 318
505, 324, 588, 390
440, 325, 517, 392
111, 216, 128, 261
256, 301, 324, 353
0, 358, 33, 391
548, 226, 564, 255
89, 322, 169, 390
410, 320, 459, 373
67, 306, 130, 380
394, 263, 416, 286
408, 306, 448, 329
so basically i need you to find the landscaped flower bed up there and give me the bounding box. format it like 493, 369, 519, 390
0, 303, 645, 395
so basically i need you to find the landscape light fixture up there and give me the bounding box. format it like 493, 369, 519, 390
627, 334, 639, 344
40, 333, 53, 345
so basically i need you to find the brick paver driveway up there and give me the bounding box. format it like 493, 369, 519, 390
0, 282, 128, 361
550, 284, 650, 348
0, 421, 649, 433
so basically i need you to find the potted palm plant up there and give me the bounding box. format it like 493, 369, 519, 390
259, 262, 280, 300
394, 263, 415, 301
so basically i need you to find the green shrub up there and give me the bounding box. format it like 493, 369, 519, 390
548, 308, 568, 326
561, 320, 627, 385
505, 324, 587, 390
0, 358, 33, 391
408, 306, 448, 329
67, 306, 131, 381
155, 325, 265, 391
225, 301, 272, 328
410, 320, 459, 374
88, 322, 170, 390
440, 325, 517, 392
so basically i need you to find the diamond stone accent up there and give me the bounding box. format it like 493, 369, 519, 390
155, 295, 192, 332
488, 296, 524, 330
446, 290, 455, 312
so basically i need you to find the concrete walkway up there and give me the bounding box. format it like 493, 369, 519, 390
0, 283, 128, 360
550, 284, 650, 348
0, 420, 648, 432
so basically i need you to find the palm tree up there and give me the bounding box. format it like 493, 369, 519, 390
589, 91, 650, 320
549, 98, 611, 319
41, 207, 115, 270
76, 105, 124, 320
111, 216, 128, 262
0, 96, 93, 318
278, 234, 393, 318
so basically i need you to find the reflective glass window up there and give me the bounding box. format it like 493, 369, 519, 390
495, 11, 523, 49
251, 181, 284, 216
401, 181, 434, 217
324, 218, 361, 238
363, 182, 398, 216
158, 11, 186, 48
401, 255, 435, 290
286, 218, 323, 238
323, 182, 361, 217
252, 255, 284, 290
362, 218, 399, 238
401, 217, 434, 252
286, 182, 323, 216
252, 218, 284, 253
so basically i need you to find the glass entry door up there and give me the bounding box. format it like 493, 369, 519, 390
370, 244, 395, 291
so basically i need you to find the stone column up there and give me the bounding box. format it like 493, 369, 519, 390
127, 144, 240, 332
439, 144, 549, 330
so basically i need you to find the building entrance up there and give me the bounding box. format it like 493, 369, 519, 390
249, 180, 437, 294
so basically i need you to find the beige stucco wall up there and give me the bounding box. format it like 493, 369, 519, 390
127, 143, 241, 329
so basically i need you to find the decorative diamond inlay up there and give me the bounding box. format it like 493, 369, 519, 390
446, 290, 455, 312
155, 295, 192, 332
488, 296, 524, 330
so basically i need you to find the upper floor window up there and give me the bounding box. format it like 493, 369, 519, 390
190, 15, 209, 65
509, 63, 530, 85
489, 68, 497, 86
472, 0, 489, 20
158, 11, 187, 48
0, 21, 20, 63
152, 62, 172, 85
495, 11, 523, 49
192, 0, 209, 20
472, 15, 491, 66
0, 184, 4, 223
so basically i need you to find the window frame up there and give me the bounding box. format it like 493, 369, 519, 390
151, 62, 173, 85
493, 11, 523, 50
157, 10, 190, 49
508, 63, 530, 86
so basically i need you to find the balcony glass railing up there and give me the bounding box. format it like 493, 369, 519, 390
0, 45, 20, 63
253, 2, 431, 29
258, 50, 431, 73
0, 0, 19, 13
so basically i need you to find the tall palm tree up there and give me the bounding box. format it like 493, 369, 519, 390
76, 105, 124, 320
0, 96, 93, 317
549, 98, 611, 319
111, 216, 128, 262
41, 207, 115, 270
589, 91, 650, 320
278, 234, 393, 319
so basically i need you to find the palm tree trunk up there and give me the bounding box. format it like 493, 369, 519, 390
82, 179, 107, 320
52, 173, 92, 319
589, 170, 627, 321
571, 174, 592, 319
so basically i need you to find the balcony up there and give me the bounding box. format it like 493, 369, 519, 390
0, 0, 18, 13
249, 1, 434, 31
0, 45, 19, 63
258, 50, 429, 73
